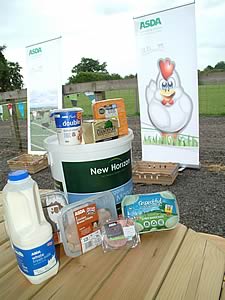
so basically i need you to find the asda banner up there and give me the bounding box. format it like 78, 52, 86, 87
134, 3, 199, 168
26, 37, 62, 154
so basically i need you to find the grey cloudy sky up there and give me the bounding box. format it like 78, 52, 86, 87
1, 0, 225, 85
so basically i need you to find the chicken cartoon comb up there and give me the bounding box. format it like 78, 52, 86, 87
159, 58, 175, 80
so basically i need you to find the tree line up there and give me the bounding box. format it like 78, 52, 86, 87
199, 61, 225, 74
0, 45, 224, 93
0, 45, 23, 92
0, 46, 136, 93
67, 57, 136, 84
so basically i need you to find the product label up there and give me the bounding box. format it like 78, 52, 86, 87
13, 238, 57, 276
105, 222, 124, 240
57, 127, 82, 144
123, 226, 136, 240
105, 105, 120, 127
104, 104, 118, 116
54, 110, 82, 128
62, 150, 132, 193
103, 221, 136, 242
123, 192, 179, 233
94, 119, 118, 142
74, 204, 101, 253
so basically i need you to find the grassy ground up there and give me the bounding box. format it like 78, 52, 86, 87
2, 84, 225, 120
199, 84, 225, 115
63, 90, 137, 116
63, 84, 225, 116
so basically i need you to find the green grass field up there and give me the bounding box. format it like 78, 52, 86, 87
198, 84, 225, 115
2, 84, 225, 121
64, 84, 225, 116
3, 84, 222, 150
63, 89, 137, 116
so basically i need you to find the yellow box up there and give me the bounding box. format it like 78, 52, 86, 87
82, 118, 119, 144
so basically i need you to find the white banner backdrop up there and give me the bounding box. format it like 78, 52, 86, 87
134, 3, 199, 168
26, 37, 62, 154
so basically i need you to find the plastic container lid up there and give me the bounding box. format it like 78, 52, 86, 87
8, 170, 29, 181
50, 107, 83, 115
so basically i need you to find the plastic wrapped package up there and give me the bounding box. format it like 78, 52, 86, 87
101, 218, 140, 252
121, 191, 179, 234
58, 192, 118, 257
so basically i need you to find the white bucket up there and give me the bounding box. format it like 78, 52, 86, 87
44, 129, 134, 213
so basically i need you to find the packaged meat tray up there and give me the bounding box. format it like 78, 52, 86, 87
101, 218, 140, 252
58, 192, 118, 257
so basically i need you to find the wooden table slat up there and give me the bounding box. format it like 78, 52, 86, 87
220, 282, 225, 300
0, 222, 8, 245
32, 246, 129, 300
199, 232, 225, 253
156, 229, 207, 299
195, 240, 225, 300
92, 224, 187, 300
0, 245, 72, 300
156, 229, 225, 300
1, 190, 225, 300
0, 241, 17, 277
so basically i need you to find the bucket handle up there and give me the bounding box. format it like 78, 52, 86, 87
47, 153, 53, 167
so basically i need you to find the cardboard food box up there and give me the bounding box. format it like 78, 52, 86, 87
132, 161, 179, 186
7, 154, 48, 174
82, 118, 119, 144
92, 98, 128, 136
40, 191, 68, 245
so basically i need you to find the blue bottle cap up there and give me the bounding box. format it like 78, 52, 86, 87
8, 170, 29, 181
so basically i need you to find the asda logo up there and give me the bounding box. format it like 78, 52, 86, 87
140, 18, 161, 29
29, 47, 42, 55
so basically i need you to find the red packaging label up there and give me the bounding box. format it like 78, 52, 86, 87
73, 204, 101, 253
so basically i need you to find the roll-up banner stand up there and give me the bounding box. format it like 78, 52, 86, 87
26, 36, 62, 154
134, 2, 199, 168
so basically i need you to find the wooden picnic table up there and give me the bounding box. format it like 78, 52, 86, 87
0, 191, 225, 300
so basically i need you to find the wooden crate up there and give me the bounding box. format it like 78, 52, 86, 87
7, 154, 48, 174
132, 161, 179, 185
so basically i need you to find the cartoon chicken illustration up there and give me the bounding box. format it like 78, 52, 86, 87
146, 58, 193, 136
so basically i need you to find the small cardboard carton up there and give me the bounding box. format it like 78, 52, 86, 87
82, 118, 119, 144
7, 154, 48, 174
132, 161, 179, 186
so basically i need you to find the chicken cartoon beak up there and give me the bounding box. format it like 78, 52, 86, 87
160, 89, 175, 98
160, 89, 176, 106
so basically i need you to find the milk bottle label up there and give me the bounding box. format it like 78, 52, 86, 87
13, 238, 57, 276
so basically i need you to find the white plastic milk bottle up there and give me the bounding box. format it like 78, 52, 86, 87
3, 170, 59, 284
